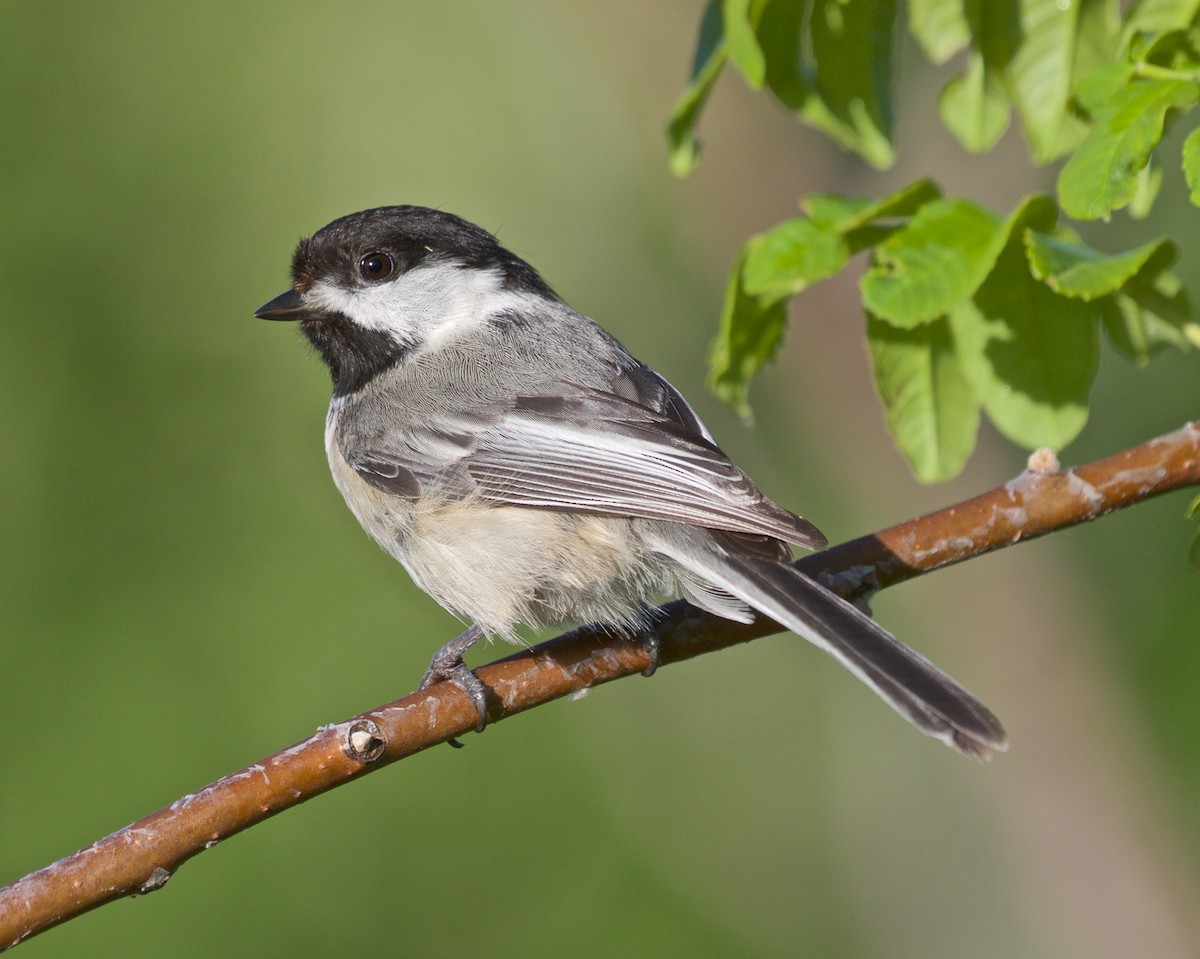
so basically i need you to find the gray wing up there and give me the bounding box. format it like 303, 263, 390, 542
344, 362, 827, 550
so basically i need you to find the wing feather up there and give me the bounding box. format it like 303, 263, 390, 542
341, 365, 826, 549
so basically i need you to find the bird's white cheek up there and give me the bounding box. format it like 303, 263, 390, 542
308, 282, 404, 338
308, 263, 507, 348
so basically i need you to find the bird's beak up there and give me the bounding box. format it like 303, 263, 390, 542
254, 288, 324, 322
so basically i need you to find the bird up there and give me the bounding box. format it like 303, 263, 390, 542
255, 205, 1007, 759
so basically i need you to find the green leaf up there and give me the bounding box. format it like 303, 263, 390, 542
967, 0, 1021, 72
757, 0, 810, 109
1006, 0, 1081, 163
802, 194, 882, 229
861, 199, 1000, 327
709, 183, 953, 410
1000, 0, 1117, 161
1025, 232, 1177, 300
1114, 268, 1200, 359
1072, 61, 1134, 117
757, 0, 899, 167
907, 0, 970, 64
1183, 125, 1200, 204
708, 243, 790, 417
1126, 268, 1198, 330
1058, 76, 1200, 220
1072, 0, 1122, 86
940, 49, 1010, 152
802, 178, 941, 231
950, 242, 1100, 449
723, 0, 766, 88
861, 194, 1056, 328
1129, 154, 1164, 218
1099, 297, 1152, 366
1137, 26, 1200, 69
803, 0, 898, 168
1049, 1, 1122, 157
666, 0, 729, 178
1102, 293, 1193, 365
1117, 0, 1200, 57
742, 218, 849, 298
867, 313, 979, 483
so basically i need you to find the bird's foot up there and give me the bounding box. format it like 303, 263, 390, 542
419, 624, 488, 745
640, 629, 661, 678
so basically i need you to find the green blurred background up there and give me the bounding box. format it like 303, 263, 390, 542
2, 3, 1198, 956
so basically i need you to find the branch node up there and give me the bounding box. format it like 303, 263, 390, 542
345, 719, 387, 763
136, 867, 172, 895
1026, 448, 1061, 474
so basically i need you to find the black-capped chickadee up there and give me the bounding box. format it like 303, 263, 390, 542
256, 206, 1007, 758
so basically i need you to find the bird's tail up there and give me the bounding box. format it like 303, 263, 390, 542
646, 528, 1009, 759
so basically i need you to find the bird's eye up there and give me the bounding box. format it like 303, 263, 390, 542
359, 252, 395, 281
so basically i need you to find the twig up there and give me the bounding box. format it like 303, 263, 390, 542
2, 422, 1197, 950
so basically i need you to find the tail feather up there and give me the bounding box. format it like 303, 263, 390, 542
649, 530, 1008, 759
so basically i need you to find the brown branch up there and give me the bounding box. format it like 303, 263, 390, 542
2, 422, 1197, 950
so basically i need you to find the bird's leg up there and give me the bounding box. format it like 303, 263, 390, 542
419, 623, 490, 734
636, 604, 664, 677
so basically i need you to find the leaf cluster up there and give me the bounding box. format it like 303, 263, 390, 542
669, 0, 1200, 482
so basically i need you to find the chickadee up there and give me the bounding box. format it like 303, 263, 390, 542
256, 206, 1007, 758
